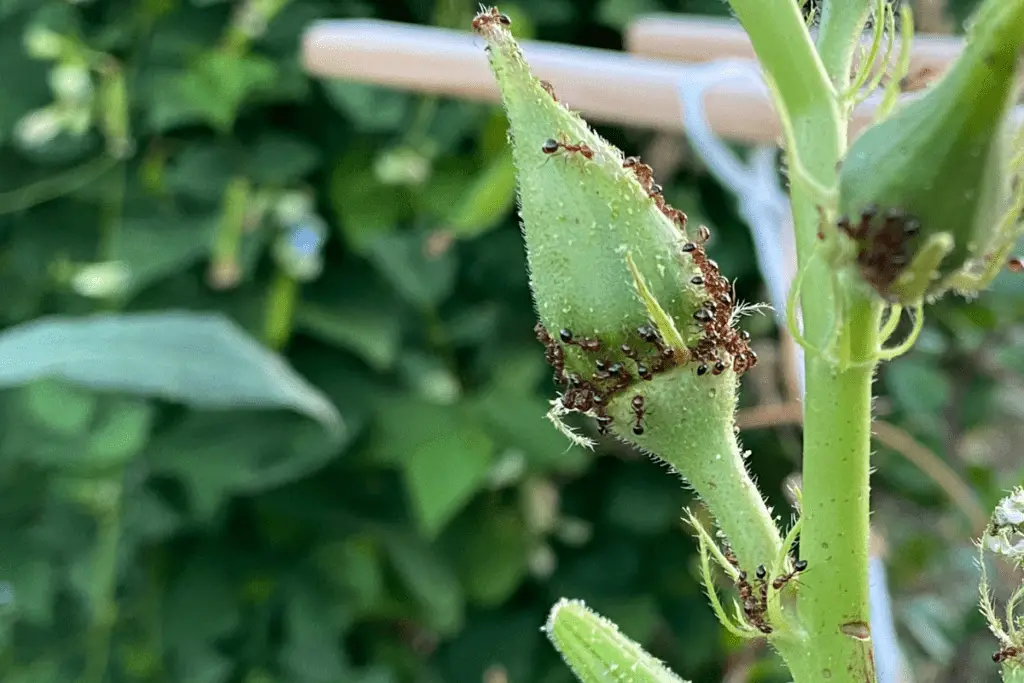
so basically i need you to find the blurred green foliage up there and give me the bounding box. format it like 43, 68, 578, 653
0, 0, 1020, 682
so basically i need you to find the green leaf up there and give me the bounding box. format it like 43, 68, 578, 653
446, 503, 531, 607
444, 148, 518, 239
379, 531, 464, 634
373, 397, 494, 536
0, 311, 342, 432
320, 82, 409, 132
295, 302, 402, 372
328, 149, 410, 252
366, 231, 457, 311
280, 580, 351, 683
111, 214, 215, 293
145, 411, 345, 520
86, 400, 155, 468
22, 378, 95, 436
404, 421, 493, 536
166, 52, 278, 132
248, 132, 322, 184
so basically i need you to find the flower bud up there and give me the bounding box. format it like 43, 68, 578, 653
14, 107, 63, 150
544, 599, 685, 683
836, 0, 1024, 302
49, 63, 93, 104
475, 7, 778, 568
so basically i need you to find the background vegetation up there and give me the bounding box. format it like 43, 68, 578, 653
0, 0, 1021, 681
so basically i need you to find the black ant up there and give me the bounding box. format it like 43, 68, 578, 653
630, 394, 646, 435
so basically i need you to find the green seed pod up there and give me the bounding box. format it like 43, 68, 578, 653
544, 599, 686, 683
836, 1, 1024, 302
474, 7, 779, 569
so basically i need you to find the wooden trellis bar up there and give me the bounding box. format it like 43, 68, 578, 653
301, 17, 1024, 144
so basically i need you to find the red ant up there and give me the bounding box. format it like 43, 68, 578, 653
630, 394, 646, 435
771, 559, 808, 590
559, 328, 600, 352
471, 8, 512, 32
541, 137, 594, 160
539, 80, 558, 102
994, 646, 1020, 663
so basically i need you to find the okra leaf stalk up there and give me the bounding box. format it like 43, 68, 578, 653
472, 8, 780, 571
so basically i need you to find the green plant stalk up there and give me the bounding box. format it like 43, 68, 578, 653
815, 0, 875, 92
726, 1, 879, 681
264, 268, 298, 350
81, 477, 125, 683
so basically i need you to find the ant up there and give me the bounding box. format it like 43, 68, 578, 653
559, 328, 601, 352
541, 137, 594, 160
771, 559, 808, 591
696, 225, 712, 244
1008, 257, 1024, 273
994, 646, 1020, 663
471, 7, 512, 31
539, 80, 558, 102
630, 394, 646, 435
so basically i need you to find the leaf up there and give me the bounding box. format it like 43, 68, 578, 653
161, 52, 278, 133
145, 411, 346, 520
366, 231, 457, 311
320, 82, 409, 132
0, 311, 342, 433
444, 148, 518, 239
328, 149, 410, 252
403, 420, 493, 536
22, 379, 95, 437
445, 503, 531, 607
379, 531, 464, 634
163, 555, 241, 653
280, 580, 351, 683
372, 397, 494, 536
295, 302, 402, 372
111, 214, 215, 293
247, 132, 322, 184
86, 400, 156, 468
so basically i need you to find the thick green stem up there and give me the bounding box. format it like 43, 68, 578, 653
646, 409, 780, 568
725, 1, 879, 681
798, 291, 881, 683
722, 0, 835, 120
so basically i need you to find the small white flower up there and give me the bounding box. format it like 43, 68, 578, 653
71, 261, 132, 299
993, 487, 1024, 528
49, 63, 94, 104
24, 26, 64, 60
14, 108, 63, 149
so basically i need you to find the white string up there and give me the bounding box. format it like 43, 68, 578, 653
677, 59, 909, 683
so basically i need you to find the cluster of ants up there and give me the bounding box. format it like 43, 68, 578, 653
537, 136, 759, 394
535, 322, 682, 436
725, 547, 808, 635
835, 204, 922, 296
835, 205, 1024, 297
